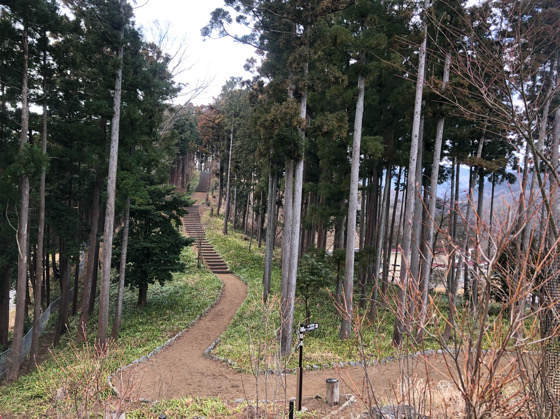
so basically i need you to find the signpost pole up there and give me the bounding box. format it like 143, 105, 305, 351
297, 325, 304, 411
295, 323, 318, 412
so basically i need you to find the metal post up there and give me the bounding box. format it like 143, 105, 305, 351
297, 324, 304, 411
295, 323, 318, 412
289, 398, 295, 419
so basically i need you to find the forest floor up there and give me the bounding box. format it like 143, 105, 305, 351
0, 173, 478, 417
0, 245, 223, 417
114, 180, 468, 417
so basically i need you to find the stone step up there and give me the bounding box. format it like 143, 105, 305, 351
207, 265, 228, 270
205, 258, 227, 264
205, 260, 226, 264
185, 203, 229, 273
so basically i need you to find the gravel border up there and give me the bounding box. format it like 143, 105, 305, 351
204, 338, 467, 376
107, 278, 225, 399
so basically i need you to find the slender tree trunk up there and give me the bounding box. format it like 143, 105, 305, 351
384, 167, 402, 295
274, 198, 281, 250
471, 138, 485, 306
358, 178, 368, 308
244, 177, 252, 235
0, 267, 9, 347
535, 72, 555, 225
112, 197, 130, 338
138, 282, 147, 306
341, 74, 365, 339
462, 137, 484, 304
179, 155, 184, 188
183, 152, 190, 190
55, 240, 70, 346
417, 53, 450, 341
361, 174, 377, 307
89, 241, 100, 315
249, 186, 257, 251
259, 191, 266, 248
317, 193, 327, 250
281, 60, 308, 355
9, 22, 30, 381
520, 145, 535, 255
360, 182, 367, 252
334, 207, 346, 304
45, 230, 50, 307
461, 164, 474, 301
97, 12, 125, 348
369, 166, 391, 320
25, 272, 31, 326
487, 174, 496, 255
300, 193, 309, 255
382, 172, 392, 284
409, 123, 424, 319
223, 123, 234, 235
444, 159, 460, 340
263, 171, 276, 303
393, 4, 428, 345
280, 160, 294, 355
285, 154, 303, 349
232, 182, 238, 230
217, 158, 223, 215
79, 179, 101, 341
31, 75, 48, 362
72, 260, 79, 315
393, 182, 407, 284
257, 190, 264, 249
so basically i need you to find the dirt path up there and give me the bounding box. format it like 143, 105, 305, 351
115, 182, 455, 413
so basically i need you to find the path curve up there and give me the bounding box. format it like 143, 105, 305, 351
115, 173, 454, 408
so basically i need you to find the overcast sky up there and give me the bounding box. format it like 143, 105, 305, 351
133, 0, 254, 106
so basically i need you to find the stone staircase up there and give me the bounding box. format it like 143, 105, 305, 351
183, 205, 230, 275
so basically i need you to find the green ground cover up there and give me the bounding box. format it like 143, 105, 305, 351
204, 212, 513, 374
0, 247, 221, 416
204, 214, 440, 372
127, 397, 316, 418
127, 397, 245, 418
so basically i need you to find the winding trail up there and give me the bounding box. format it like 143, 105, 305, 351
115, 172, 452, 410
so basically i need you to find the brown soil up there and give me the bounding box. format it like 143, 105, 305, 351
114, 190, 457, 416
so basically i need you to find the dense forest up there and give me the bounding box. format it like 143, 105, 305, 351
0, 0, 197, 379
1, 0, 560, 417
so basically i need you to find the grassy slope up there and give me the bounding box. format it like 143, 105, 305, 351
0, 247, 221, 416
204, 214, 442, 372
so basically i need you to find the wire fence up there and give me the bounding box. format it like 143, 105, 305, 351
0, 295, 61, 378
0, 252, 85, 379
